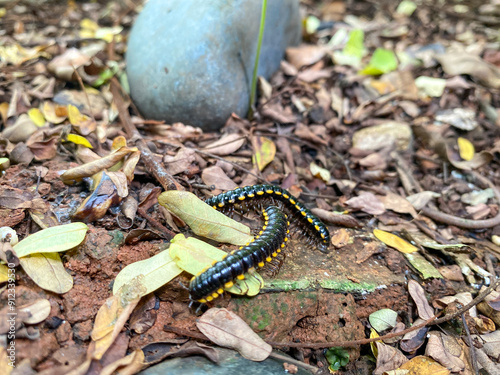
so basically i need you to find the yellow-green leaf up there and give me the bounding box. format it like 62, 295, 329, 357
19, 252, 73, 293
158, 191, 253, 246
67, 133, 93, 148
13, 222, 88, 258
252, 136, 276, 171
310, 162, 331, 182
169, 234, 262, 296
68, 104, 91, 126
457, 137, 474, 161
113, 247, 182, 296
373, 228, 418, 253
0, 263, 9, 284
28, 108, 45, 127
370, 328, 380, 358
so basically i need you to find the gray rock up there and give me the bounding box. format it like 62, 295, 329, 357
126, 0, 301, 131
140, 347, 313, 375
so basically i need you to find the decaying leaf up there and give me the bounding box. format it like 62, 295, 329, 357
252, 136, 276, 172
113, 247, 182, 296
202, 133, 245, 156
158, 191, 253, 246
345, 193, 385, 215
397, 355, 450, 375
91, 277, 146, 360
373, 229, 418, 253
19, 252, 73, 294
201, 166, 238, 190
13, 222, 88, 258
18, 299, 51, 324
408, 280, 434, 320
197, 308, 272, 361
373, 342, 408, 374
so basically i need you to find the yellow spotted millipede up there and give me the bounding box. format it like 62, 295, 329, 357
189, 184, 330, 303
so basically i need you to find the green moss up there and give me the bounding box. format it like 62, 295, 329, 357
319, 279, 377, 293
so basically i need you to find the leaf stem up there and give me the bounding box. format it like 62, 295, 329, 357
248, 0, 267, 119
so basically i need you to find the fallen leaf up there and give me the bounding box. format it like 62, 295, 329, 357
378, 192, 417, 218
415, 76, 447, 97
18, 299, 51, 324
113, 248, 182, 296
398, 356, 450, 375
346, 192, 385, 215
400, 318, 428, 352
310, 162, 330, 182
436, 109, 477, 131
373, 342, 408, 374
197, 308, 272, 361
66, 133, 93, 148
406, 191, 440, 210
369, 308, 398, 332
408, 280, 434, 320
91, 277, 145, 360
360, 48, 398, 75
202, 133, 245, 156
201, 166, 238, 190
404, 252, 443, 279
436, 52, 500, 89
286, 45, 326, 69
252, 136, 276, 171
13, 222, 88, 258
19, 252, 73, 294
100, 349, 145, 375
158, 191, 253, 246
374, 229, 418, 253
438, 265, 464, 281
27, 108, 46, 127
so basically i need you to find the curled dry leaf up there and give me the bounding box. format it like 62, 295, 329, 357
18, 299, 51, 324
91, 277, 146, 360
60, 146, 138, 183
197, 308, 272, 361
406, 191, 440, 210
311, 208, 360, 228
398, 356, 450, 375
378, 192, 417, 218
400, 318, 428, 352
158, 191, 253, 246
408, 280, 434, 320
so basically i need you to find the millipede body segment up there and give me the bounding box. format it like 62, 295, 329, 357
189, 206, 289, 303
205, 184, 330, 252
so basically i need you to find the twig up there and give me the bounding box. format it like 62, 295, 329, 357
269, 352, 319, 374
461, 313, 479, 375
110, 78, 181, 191
137, 206, 175, 239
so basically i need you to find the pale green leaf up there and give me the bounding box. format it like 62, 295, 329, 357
13, 222, 88, 258
343, 29, 365, 58
369, 308, 398, 332
360, 48, 398, 75
158, 191, 253, 246
396, 0, 417, 16
19, 253, 73, 293
113, 247, 182, 296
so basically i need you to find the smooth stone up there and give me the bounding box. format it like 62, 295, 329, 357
140, 347, 312, 375
126, 0, 301, 131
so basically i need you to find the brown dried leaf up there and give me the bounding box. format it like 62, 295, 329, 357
378, 192, 418, 218
345, 192, 385, 215
201, 166, 238, 190
197, 308, 272, 361
373, 342, 408, 375
408, 280, 434, 320
61, 146, 137, 182
425, 332, 465, 372
202, 133, 245, 156
438, 265, 464, 282
311, 208, 360, 227
400, 318, 428, 353
163, 147, 197, 176
286, 45, 326, 69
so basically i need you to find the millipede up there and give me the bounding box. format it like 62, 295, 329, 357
205, 184, 331, 253
189, 206, 289, 303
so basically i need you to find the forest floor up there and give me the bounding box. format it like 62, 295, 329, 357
0, 0, 499, 374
